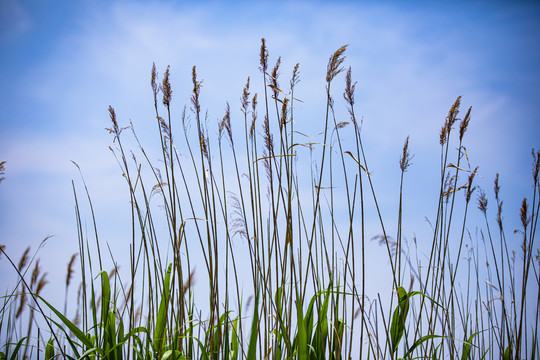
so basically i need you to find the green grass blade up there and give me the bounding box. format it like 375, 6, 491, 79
246, 288, 260, 360
37, 294, 93, 349
154, 264, 172, 355
44, 337, 55, 360
8, 337, 26, 360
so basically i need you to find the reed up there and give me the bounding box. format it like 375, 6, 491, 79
0, 39, 538, 360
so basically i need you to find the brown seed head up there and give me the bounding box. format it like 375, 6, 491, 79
532, 149, 540, 186
344, 67, 356, 109
0, 161, 6, 184
161, 65, 172, 108
18, 246, 30, 271
16, 290, 26, 319
108, 106, 119, 135
477, 190, 488, 214
31, 259, 40, 288
259, 38, 268, 74
465, 166, 479, 203
291, 63, 300, 89
270, 56, 281, 98
494, 173, 500, 201
241, 77, 250, 115
250, 93, 258, 140
191, 66, 202, 115
399, 136, 412, 172
219, 102, 232, 144
36, 273, 48, 295
66, 253, 78, 288
151, 63, 158, 102
326, 45, 348, 84
520, 198, 529, 229
280, 97, 289, 129
447, 96, 461, 129
459, 106, 471, 141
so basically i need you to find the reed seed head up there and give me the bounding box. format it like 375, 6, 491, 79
270, 56, 281, 98
520, 198, 529, 229
465, 166, 478, 203
191, 66, 202, 115
250, 93, 258, 140
31, 259, 40, 288
0, 161, 6, 184
36, 273, 48, 295
219, 102, 232, 145
497, 201, 503, 231
399, 136, 412, 172
161, 65, 172, 108
66, 253, 78, 288
15, 290, 26, 319
107, 106, 119, 135
18, 246, 30, 271
326, 45, 348, 84
291, 63, 300, 88
477, 190, 488, 214
280, 97, 289, 129
344, 67, 356, 108
241, 77, 250, 115
532, 148, 540, 185
151, 62, 158, 101
494, 173, 500, 201
259, 38, 268, 74
459, 106, 471, 141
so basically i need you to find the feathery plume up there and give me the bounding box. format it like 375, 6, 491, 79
151, 62, 159, 104
532, 149, 540, 186
344, 67, 356, 108
36, 273, 48, 295
191, 66, 202, 115
497, 201, 504, 231
459, 106, 472, 141
280, 97, 289, 129
66, 253, 78, 288
219, 102, 232, 144
107, 106, 119, 136
18, 246, 30, 271
494, 173, 500, 201
290, 63, 300, 88
31, 259, 40, 288
399, 136, 412, 172
326, 45, 348, 84
270, 56, 281, 98
0, 161, 6, 184
259, 38, 268, 74
250, 93, 258, 140
161, 65, 172, 108
477, 190, 488, 214
520, 198, 529, 229
465, 166, 478, 203
241, 77, 250, 115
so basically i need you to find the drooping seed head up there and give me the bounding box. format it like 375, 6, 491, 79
326, 45, 348, 84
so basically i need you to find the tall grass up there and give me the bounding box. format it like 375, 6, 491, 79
1, 39, 538, 359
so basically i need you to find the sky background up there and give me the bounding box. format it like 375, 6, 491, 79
1, 0, 540, 314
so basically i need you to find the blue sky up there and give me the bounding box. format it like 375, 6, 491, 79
1, 0, 540, 309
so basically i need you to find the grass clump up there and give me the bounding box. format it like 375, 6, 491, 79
1, 39, 539, 359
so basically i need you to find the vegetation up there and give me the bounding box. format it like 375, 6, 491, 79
1, 39, 539, 359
